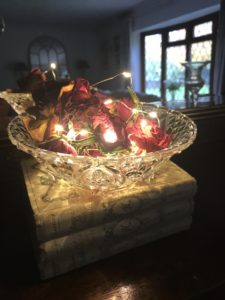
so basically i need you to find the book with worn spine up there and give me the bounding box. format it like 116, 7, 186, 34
21, 158, 196, 279
39, 215, 192, 279
21, 159, 196, 243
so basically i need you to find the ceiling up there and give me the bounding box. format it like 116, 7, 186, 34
0, 0, 146, 27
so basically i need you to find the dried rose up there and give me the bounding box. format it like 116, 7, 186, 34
115, 98, 134, 122
126, 117, 171, 153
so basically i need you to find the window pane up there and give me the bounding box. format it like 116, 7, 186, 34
166, 45, 186, 101
191, 41, 212, 61
49, 49, 58, 66
30, 54, 39, 66
191, 41, 212, 94
58, 53, 66, 64
144, 34, 162, 96
169, 29, 186, 42
194, 21, 212, 37
39, 49, 48, 68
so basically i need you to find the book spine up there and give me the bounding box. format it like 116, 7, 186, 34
36, 190, 195, 243
39, 216, 192, 280
38, 201, 192, 272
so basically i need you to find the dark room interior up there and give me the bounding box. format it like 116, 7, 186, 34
1, 0, 225, 299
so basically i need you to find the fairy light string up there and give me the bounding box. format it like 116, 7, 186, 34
51, 71, 162, 156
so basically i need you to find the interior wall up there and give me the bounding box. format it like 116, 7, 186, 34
0, 23, 102, 90
96, 15, 131, 90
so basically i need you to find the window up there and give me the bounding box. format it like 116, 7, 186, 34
29, 36, 69, 79
141, 13, 218, 102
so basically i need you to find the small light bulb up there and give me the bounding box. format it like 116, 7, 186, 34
130, 140, 141, 155
104, 98, 113, 106
79, 129, 89, 136
55, 124, 64, 135
148, 111, 158, 119
130, 140, 137, 147
122, 72, 131, 78
132, 108, 138, 114
140, 118, 152, 135
67, 128, 76, 140
103, 129, 118, 143
50, 62, 56, 70
140, 119, 147, 130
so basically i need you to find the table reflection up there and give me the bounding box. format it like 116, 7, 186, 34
151, 95, 225, 110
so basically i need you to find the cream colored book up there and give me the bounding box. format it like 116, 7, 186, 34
38, 215, 192, 280
21, 159, 196, 243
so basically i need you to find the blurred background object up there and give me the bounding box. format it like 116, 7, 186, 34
0, 16, 5, 34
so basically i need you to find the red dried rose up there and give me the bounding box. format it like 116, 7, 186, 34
30, 75, 172, 157
126, 117, 171, 153
115, 98, 134, 122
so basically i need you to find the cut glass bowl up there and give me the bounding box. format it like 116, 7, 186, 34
4, 92, 197, 190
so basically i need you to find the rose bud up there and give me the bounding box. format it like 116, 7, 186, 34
115, 98, 134, 122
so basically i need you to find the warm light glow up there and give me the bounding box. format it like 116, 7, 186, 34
141, 119, 152, 136
55, 124, 64, 135
140, 119, 148, 129
50, 62, 56, 70
130, 140, 140, 154
103, 129, 118, 143
66, 128, 76, 140
79, 129, 89, 137
104, 98, 113, 106
132, 108, 138, 114
130, 140, 137, 148
67, 158, 74, 164
148, 111, 158, 119
54, 157, 61, 163
122, 72, 131, 78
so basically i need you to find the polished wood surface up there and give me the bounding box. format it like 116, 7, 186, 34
1, 106, 225, 300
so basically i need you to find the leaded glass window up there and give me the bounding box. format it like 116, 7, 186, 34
194, 21, 213, 37
29, 36, 69, 79
166, 45, 186, 101
191, 41, 212, 95
144, 34, 162, 96
141, 13, 218, 102
169, 29, 186, 42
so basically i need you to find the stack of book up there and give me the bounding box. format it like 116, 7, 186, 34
21, 159, 197, 280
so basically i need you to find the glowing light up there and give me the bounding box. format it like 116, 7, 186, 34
149, 111, 158, 119
54, 157, 61, 163
67, 158, 74, 164
66, 128, 76, 141
140, 119, 147, 129
50, 62, 56, 70
79, 129, 89, 137
122, 72, 131, 78
104, 98, 113, 106
132, 108, 138, 114
130, 140, 137, 148
55, 124, 64, 135
148, 111, 160, 125
140, 119, 153, 136
103, 129, 118, 143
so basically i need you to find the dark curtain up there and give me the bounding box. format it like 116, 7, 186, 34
214, 0, 225, 98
